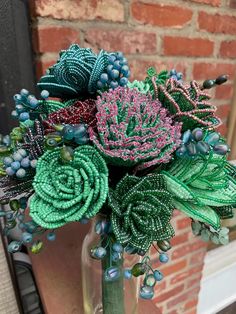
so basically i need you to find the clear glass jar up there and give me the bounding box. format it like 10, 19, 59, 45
81, 216, 140, 314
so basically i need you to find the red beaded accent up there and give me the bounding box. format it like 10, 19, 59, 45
43, 99, 97, 133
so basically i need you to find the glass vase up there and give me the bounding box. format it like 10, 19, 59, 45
81, 216, 140, 314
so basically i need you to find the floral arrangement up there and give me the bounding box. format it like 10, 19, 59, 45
0, 45, 236, 307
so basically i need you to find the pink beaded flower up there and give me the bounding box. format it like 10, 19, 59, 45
89, 87, 182, 171
157, 79, 221, 131
43, 99, 97, 134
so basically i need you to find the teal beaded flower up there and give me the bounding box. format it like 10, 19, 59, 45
38, 44, 109, 97
109, 174, 175, 251
30, 145, 108, 229
162, 152, 236, 229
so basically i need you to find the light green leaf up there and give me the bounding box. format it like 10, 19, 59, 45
173, 199, 220, 229
163, 172, 196, 201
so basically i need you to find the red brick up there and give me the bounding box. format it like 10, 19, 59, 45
85, 29, 156, 54
176, 217, 191, 230
131, 2, 193, 27
167, 310, 178, 314
184, 298, 198, 311
166, 287, 199, 309
170, 265, 203, 285
217, 123, 228, 137
186, 273, 202, 288
35, 59, 56, 80
193, 63, 236, 80
172, 241, 207, 260
31, 0, 124, 22
154, 284, 185, 303
173, 210, 181, 217
230, 0, 236, 8
171, 233, 189, 246
163, 36, 214, 57
154, 280, 166, 294
185, 309, 197, 314
33, 27, 80, 53
190, 251, 207, 265
215, 84, 233, 100
188, 0, 220, 6
216, 104, 231, 120
158, 259, 187, 277
220, 41, 236, 58
198, 11, 236, 34
129, 59, 186, 81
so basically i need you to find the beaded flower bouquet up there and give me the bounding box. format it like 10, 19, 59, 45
1, 45, 236, 314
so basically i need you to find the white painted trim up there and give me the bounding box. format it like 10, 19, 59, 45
197, 240, 236, 314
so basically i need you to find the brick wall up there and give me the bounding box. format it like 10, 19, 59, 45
30, 0, 236, 313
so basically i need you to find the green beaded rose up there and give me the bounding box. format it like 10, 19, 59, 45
109, 174, 174, 251
30, 145, 108, 229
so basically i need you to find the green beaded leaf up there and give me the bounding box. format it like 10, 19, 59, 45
30, 145, 109, 229
162, 153, 236, 228
109, 174, 175, 251
173, 200, 220, 229
156, 79, 221, 131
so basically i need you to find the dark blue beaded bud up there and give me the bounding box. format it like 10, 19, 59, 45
213, 144, 229, 155
104, 266, 120, 282
182, 130, 192, 144
139, 286, 154, 300
196, 141, 210, 155
113, 60, 121, 70
11, 161, 20, 171
112, 243, 123, 253
47, 232, 56, 241
62, 125, 74, 140
159, 253, 169, 263
19, 112, 30, 122
192, 128, 204, 141
4, 157, 13, 166
108, 55, 116, 64
11, 110, 19, 119
112, 251, 122, 262
110, 69, 119, 79
97, 80, 104, 89
79, 217, 89, 224
125, 245, 138, 255
8, 241, 22, 253
22, 232, 33, 244
119, 77, 128, 86
124, 269, 132, 279
110, 81, 119, 89
20, 89, 29, 96
205, 132, 220, 146
187, 142, 197, 156
91, 246, 107, 259
100, 73, 109, 84
41, 90, 49, 99
144, 274, 156, 287
154, 270, 164, 281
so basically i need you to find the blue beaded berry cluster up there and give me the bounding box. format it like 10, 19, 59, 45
176, 128, 229, 158
97, 52, 130, 91
88, 218, 170, 300
11, 89, 49, 122
3, 148, 37, 178
4, 196, 57, 254
169, 69, 183, 81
